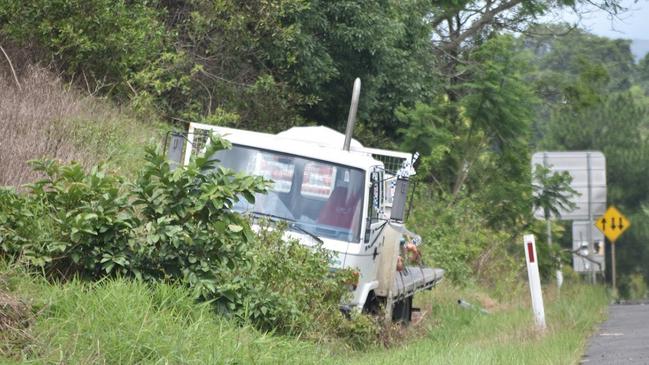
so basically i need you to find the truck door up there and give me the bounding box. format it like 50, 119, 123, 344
362, 168, 386, 273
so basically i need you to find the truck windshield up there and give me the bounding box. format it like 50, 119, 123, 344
212, 145, 365, 242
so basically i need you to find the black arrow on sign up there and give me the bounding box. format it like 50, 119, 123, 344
619, 217, 624, 230
611, 218, 617, 230
601, 218, 606, 231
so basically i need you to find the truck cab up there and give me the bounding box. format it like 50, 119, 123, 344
171, 122, 444, 321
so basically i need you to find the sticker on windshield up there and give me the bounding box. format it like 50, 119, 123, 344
301, 162, 336, 199
255, 153, 294, 193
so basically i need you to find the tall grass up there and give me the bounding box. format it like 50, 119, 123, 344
2, 268, 335, 364
345, 282, 609, 365
2, 263, 609, 365
0, 61, 162, 187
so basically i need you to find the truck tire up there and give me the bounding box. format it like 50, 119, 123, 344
391, 297, 412, 324
362, 291, 381, 315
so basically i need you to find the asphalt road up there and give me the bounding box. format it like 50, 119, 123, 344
581, 303, 649, 364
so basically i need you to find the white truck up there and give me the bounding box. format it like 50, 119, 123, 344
167, 79, 444, 322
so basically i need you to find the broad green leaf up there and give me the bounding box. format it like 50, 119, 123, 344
228, 224, 243, 233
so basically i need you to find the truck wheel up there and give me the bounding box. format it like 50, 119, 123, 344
362, 291, 381, 315
391, 297, 412, 324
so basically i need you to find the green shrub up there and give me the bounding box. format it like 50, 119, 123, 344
407, 192, 488, 283
128, 136, 268, 305
26, 160, 135, 277
243, 222, 354, 335
0, 134, 265, 299
0, 188, 50, 265
407, 189, 518, 287
619, 272, 648, 300
334, 311, 380, 350
0, 135, 368, 339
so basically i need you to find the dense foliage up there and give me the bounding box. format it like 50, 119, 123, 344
0, 136, 362, 336
408, 191, 518, 290
2, 0, 647, 297
0, 0, 168, 98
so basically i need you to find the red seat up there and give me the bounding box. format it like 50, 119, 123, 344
317, 187, 359, 229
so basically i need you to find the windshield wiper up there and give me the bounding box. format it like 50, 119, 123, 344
247, 212, 323, 244
287, 223, 323, 244
247, 211, 295, 223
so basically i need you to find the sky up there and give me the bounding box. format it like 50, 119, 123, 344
545, 0, 649, 40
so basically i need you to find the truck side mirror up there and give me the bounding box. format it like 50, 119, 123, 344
390, 178, 409, 222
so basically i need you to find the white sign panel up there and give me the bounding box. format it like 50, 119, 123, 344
572, 221, 605, 273
532, 151, 606, 221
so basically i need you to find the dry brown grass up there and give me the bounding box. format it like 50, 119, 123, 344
0, 269, 35, 360
0, 53, 158, 187
1, 65, 90, 186
0, 290, 33, 358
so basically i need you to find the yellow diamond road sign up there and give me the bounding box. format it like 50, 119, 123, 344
595, 206, 630, 243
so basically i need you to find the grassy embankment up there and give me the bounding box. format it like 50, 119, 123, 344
0, 65, 165, 187
1, 264, 608, 365
348, 283, 608, 365
1, 65, 609, 365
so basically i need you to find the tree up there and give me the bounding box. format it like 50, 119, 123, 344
636, 52, 649, 95
399, 33, 537, 227
543, 93, 649, 208
522, 24, 637, 145
153, 0, 437, 141
541, 89, 649, 289
532, 164, 578, 223
0, 0, 168, 98
531, 163, 578, 283
395, 1, 623, 200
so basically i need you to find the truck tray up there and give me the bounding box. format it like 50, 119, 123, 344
393, 267, 444, 300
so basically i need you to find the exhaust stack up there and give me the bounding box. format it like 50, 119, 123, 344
343, 78, 361, 151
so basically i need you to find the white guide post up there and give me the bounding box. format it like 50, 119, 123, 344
524, 234, 546, 330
